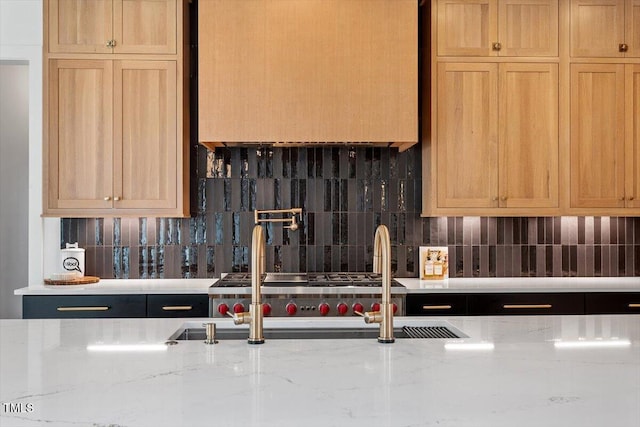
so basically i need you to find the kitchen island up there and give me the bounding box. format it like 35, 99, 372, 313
1, 315, 638, 427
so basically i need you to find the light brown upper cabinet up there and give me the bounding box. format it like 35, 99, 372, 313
570, 64, 640, 210
436, 0, 558, 56
43, 0, 188, 217
570, 0, 640, 57
46, 60, 114, 211
47, 0, 177, 54
429, 62, 559, 213
46, 60, 183, 216
198, 0, 418, 146
628, 64, 640, 208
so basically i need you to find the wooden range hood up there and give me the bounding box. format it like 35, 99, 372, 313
198, 0, 418, 152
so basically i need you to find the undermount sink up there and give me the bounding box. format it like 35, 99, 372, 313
168, 322, 467, 341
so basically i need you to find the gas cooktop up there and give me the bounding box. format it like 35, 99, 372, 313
212, 272, 403, 288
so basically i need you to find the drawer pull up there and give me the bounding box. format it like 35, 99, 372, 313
57, 306, 110, 312
422, 305, 452, 310
628, 304, 640, 308
162, 305, 193, 311
503, 304, 552, 309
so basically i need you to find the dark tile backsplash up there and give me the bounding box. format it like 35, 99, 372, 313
61, 146, 640, 279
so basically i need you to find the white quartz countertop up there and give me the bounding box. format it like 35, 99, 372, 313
1, 315, 638, 427
14, 278, 216, 295
396, 276, 640, 293
15, 276, 640, 296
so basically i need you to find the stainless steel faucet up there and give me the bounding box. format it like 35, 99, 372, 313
361, 224, 394, 343
230, 225, 266, 344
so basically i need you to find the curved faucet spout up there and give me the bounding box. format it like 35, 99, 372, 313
232, 225, 266, 344
364, 224, 394, 343
251, 225, 265, 306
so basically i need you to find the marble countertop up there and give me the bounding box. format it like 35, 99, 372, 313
15, 277, 640, 296
1, 315, 639, 427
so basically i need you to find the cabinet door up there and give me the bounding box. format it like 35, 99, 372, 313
628, 0, 640, 57
437, 0, 498, 56
570, 64, 626, 208
468, 293, 585, 315
48, 0, 113, 53
406, 294, 467, 316
113, 61, 177, 211
498, 0, 558, 56
113, 0, 177, 54
147, 294, 209, 317
436, 63, 499, 208
571, 0, 625, 57
23, 295, 146, 318
499, 63, 558, 207
47, 60, 114, 210
585, 292, 640, 314
627, 64, 640, 207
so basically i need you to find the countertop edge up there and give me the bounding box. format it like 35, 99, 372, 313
14, 277, 640, 296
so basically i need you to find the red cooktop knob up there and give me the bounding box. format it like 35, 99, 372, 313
352, 303, 364, 314
337, 303, 348, 315
319, 303, 330, 316
371, 302, 381, 312
217, 303, 229, 315
263, 303, 272, 316
233, 303, 245, 313
392, 303, 398, 314
286, 302, 297, 316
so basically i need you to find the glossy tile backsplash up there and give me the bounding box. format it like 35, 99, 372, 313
61, 146, 640, 279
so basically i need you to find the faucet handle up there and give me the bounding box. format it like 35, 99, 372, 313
229, 311, 251, 325
226, 311, 241, 325
355, 309, 378, 323
363, 311, 382, 324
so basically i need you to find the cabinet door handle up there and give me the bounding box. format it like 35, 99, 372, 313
619, 43, 629, 52
161, 305, 193, 311
492, 42, 502, 51
503, 304, 552, 309
104, 196, 111, 201
422, 305, 452, 310
628, 303, 640, 308
57, 306, 110, 312
114, 196, 121, 201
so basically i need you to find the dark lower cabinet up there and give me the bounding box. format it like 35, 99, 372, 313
23, 295, 146, 319
468, 293, 584, 315
406, 294, 467, 316
147, 294, 209, 317
585, 293, 640, 314
23, 294, 210, 319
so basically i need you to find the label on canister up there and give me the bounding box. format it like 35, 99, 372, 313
61, 242, 85, 277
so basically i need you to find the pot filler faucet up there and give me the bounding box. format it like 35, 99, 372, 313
357, 224, 394, 343
230, 224, 266, 344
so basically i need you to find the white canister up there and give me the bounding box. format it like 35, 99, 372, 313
60, 243, 85, 277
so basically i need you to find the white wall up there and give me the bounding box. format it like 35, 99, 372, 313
0, 0, 59, 308
0, 62, 29, 318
